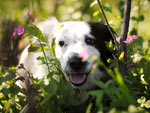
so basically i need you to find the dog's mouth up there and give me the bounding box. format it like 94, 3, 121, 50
68, 72, 90, 86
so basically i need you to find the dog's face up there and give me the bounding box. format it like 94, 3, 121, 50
53, 21, 113, 90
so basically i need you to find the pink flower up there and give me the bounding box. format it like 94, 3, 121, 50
12, 26, 24, 37
124, 35, 137, 43
130, 35, 137, 40
78, 45, 88, 58
116, 37, 121, 43
117, 35, 137, 44
124, 37, 131, 43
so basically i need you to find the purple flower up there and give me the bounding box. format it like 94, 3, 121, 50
24, 10, 32, 18
128, 62, 135, 67
12, 26, 24, 37
27, 11, 31, 17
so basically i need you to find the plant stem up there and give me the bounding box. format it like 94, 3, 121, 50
38, 39, 51, 74
119, 0, 131, 76
97, 0, 132, 76
96, 0, 119, 50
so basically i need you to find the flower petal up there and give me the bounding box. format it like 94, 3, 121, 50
78, 45, 88, 58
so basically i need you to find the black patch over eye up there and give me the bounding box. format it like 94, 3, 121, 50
85, 36, 95, 45
59, 41, 65, 47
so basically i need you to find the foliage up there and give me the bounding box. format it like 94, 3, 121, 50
0, 0, 150, 113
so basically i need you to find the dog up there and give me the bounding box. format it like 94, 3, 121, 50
16, 18, 114, 91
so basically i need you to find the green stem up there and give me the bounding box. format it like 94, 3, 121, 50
38, 39, 51, 75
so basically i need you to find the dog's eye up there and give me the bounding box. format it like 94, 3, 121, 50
59, 41, 65, 47
85, 36, 95, 45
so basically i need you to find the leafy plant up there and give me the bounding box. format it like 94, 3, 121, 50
0, 0, 150, 113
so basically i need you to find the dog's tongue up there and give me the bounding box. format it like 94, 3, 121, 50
69, 74, 86, 85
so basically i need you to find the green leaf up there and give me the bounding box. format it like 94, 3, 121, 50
144, 100, 150, 108
25, 24, 47, 43
118, 1, 124, 17
52, 38, 56, 57
93, 11, 99, 17
90, 1, 97, 7
113, 68, 136, 105
131, 15, 144, 22
105, 80, 113, 88
86, 103, 93, 113
28, 43, 41, 52
137, 96, 146, 104
48, 24, 64, 42
118, 52, 124, 60
134, 36, 143, 47
108, 40, 113, 48
46, 79, 57, 96
103, 4, 112, 13
94, 80, 105, 89
88, 90, 104, 106
76, 91, 89, 104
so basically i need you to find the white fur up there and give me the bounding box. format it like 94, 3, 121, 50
17, 19, 104, 90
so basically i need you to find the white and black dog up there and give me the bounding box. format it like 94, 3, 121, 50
16, 18, 113, 91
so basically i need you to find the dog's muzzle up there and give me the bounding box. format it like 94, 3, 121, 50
66, 54, 90, 86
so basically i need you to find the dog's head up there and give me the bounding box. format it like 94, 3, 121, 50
53, 21, 113, 90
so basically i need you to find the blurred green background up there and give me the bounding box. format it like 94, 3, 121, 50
0, 0, 149, 40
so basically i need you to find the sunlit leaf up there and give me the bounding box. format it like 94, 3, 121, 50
24, 24, 47, 43
48, 24, 64, 42
90, 1, 98, 8
86, 103, 93, 113
93, 11, 99, 17
145, 100, 150, 108
28, 43, 41, 52
137, 96, 146, 104
118, 52, 124, 60
109, 40, 113, 48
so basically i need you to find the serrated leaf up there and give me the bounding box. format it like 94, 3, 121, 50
118, 52, 124, 60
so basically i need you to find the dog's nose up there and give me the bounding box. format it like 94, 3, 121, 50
68, 54, 87, 71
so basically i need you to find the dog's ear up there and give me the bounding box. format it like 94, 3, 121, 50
88, 22, 114, 65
